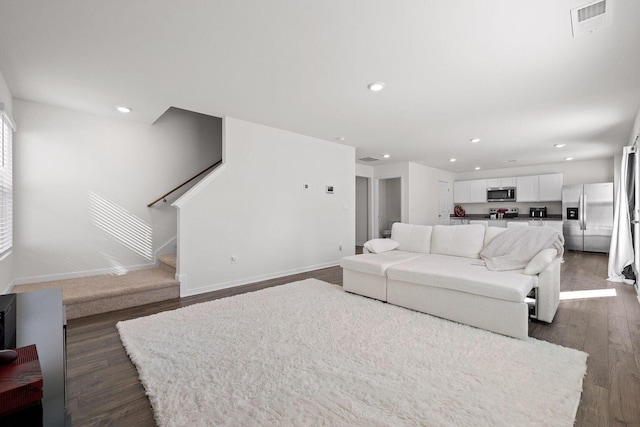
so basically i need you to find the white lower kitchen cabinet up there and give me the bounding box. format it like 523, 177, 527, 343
449, 218, 469, 225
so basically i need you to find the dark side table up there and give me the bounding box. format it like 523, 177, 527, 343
0, 288, 70, 426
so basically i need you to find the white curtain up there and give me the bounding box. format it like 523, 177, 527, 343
608, 109, 640, 283
608, 145, 635, 283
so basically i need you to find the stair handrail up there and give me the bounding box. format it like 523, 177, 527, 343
147, 160, 223, 207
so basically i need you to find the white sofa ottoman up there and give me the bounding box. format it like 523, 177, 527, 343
340, 252, 422, 301
339, 223, 432, 301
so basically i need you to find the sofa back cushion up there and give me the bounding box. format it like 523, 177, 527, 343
431, 224, 486, 259
484, 226, 507, 247
391, 223, 433, 254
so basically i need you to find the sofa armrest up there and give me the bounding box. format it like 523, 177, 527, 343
535, 257, 562, 322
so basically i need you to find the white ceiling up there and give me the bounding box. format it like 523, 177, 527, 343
0, 0, 639, 172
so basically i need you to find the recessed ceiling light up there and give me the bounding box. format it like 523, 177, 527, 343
116, 106, 131, 113
565, 157, 573, 161
470, 138, 481, 143
554, 143, 566, 148
475, 166, 481, 170
383, 154, 390, 158
449, 158, 457, 162
367, 81, 386, 92
335, 136, 346, 141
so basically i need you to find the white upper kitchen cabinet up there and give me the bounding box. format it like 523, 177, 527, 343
538, 174, 563, 201
486, 177, 516, 188
453, 181, 470, 203
517, 174, 563, 202
516, 176, 537, 202
454, 179, 487, 203
469, 179, 488, 203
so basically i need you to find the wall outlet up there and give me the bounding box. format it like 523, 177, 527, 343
231, 255, 237, 264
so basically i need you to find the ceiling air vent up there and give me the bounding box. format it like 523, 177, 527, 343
359, 156, 380, 162
571, 0, 610, 37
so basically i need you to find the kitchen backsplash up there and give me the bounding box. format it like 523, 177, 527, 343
456, 201, 562, 216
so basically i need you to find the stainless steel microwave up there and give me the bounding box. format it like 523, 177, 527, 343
487, 187, 516, 202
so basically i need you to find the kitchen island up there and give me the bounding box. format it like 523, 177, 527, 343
449, 215, 563, 233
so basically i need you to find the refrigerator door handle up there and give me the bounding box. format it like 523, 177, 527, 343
583, 194, 587, 230
578, 194, 584, 231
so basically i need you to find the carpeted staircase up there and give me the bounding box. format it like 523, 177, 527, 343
158, 253, 177, 275
13, 255, 180, 319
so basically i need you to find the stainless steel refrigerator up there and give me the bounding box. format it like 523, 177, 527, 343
562, 182, 614, 252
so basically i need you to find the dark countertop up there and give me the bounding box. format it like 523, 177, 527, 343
450, 214, 562, 221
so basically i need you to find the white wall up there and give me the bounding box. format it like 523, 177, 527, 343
456, 158, 614, 185
175, 117, 355, 296
355, 163, 374, 178
0, 71, 13, 292
407, 162, 456, 225
13, 100, 222, 282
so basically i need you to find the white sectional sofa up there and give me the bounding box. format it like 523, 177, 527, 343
340, 223, 562, 339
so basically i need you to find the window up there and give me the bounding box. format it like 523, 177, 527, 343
0, 103, 14, 256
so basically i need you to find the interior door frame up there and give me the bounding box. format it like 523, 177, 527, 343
374, 174, 404, 239
437, 180, 450, 225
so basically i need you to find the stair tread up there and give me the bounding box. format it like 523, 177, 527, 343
158, 253, 177, 268
13, 268, 179, 305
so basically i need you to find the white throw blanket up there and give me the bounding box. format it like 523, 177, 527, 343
480, 226, 564, 271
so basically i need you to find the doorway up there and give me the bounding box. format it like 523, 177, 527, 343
437, 181, 450, 225
377, 177, 402, 238
355, 176, 369, 246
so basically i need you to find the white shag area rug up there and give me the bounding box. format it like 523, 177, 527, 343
117, 279, 587, 427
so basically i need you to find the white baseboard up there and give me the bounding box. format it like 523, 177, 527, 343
176, 273, 187, 288
180, 261, 339, 298
10, 262, 157, 290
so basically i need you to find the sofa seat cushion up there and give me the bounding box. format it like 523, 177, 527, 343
386, 254, 536, 302
340, 251, 423, 276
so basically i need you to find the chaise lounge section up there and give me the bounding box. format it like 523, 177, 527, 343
340, 223, 562, 339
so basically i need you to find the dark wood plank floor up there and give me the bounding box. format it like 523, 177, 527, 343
66, 252, 640, 426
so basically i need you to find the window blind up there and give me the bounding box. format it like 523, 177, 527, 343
0, 103, 15, 256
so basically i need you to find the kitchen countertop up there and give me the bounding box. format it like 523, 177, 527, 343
449, 214, 562, 221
